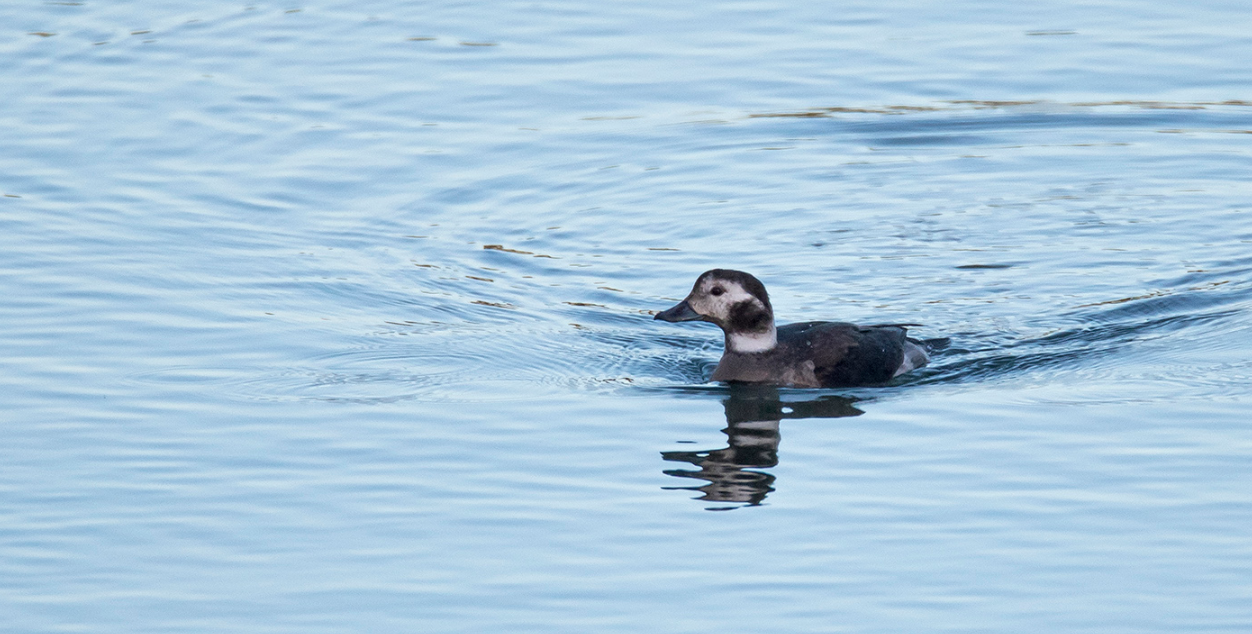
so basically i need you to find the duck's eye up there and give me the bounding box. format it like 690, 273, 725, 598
710, 286, 725, 297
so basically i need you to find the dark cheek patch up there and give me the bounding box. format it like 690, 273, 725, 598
728, 301, 770, 332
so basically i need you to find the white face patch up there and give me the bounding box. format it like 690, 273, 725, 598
688, 279, 759, 322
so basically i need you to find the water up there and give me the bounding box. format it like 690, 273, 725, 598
3, 0, 1252, 631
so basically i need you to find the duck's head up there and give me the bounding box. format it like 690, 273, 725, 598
654, 269, 777, 352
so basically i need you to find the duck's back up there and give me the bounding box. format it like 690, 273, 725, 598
781, 322, 910, 387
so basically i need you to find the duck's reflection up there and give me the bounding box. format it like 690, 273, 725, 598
661, 384, 863, 509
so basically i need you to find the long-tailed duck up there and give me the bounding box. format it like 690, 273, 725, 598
654, 269, 931, 387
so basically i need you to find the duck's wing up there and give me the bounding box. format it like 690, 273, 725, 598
780, 322, 910, 387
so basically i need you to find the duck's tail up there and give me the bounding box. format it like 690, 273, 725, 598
908, 336, 951, 353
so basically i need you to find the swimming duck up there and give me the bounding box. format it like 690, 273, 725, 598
654, 269, 931, 387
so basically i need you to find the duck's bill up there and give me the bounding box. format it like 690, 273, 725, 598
654, 299, 702, 322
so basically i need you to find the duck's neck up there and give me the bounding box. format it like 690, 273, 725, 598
723, 300, 777, 353
725, 326, 778, 353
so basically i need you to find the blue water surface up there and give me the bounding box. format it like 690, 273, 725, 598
3, 0, 1252, 632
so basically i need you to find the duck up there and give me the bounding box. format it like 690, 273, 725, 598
654, 269, 932, 387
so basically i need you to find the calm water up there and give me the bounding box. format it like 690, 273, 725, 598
4, 0, 1252, 631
